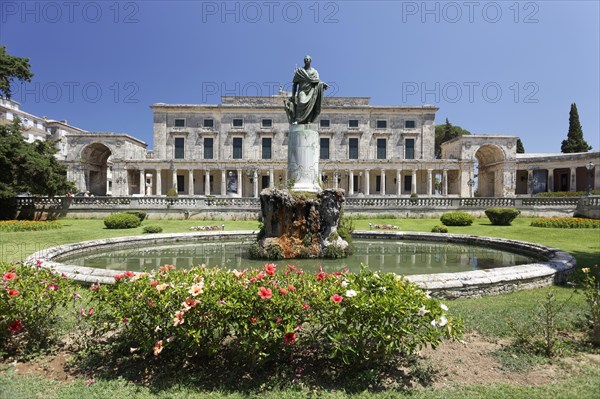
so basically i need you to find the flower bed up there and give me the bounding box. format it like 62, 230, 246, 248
374, 224, 399, 230
189, 225, 222, 231
0, 220, 62, 232
88, 263, 461, 366
531, 217, 600, 229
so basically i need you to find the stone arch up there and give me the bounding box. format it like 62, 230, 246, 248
80, 143, 112, 195
474, 144, 506, 197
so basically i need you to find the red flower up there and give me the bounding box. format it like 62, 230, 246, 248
88, 308, 94, 315
8, 319, 23, 333
150, 280, 158, 287
114, 274, 125, 281
250, 317, 257, 323
47, 284, 59, 291
288, 265, 297, 271
125, 271, 135, 278
36, 259, 43, 267
315, 266, 327, 282
283, 332, 297, 345
265, 263, 277, 276
122, 317, 129, 323
331, 294, 343, 303
8, 289, 20, 297
302, 303, 311, 310
287, 284, 296, 291
2, 272, 16, 281
258, 286, 272, 299
275, 317, 282, 324
279, 288, 288, 295
255, 271, 266, 280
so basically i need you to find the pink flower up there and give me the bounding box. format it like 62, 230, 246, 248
280, 288, 288, 295
88, 308, 94, 315
122, 317, 129, 323
258, 286, 272, 299
188, 281, 205, 296
150, 280, 158, 287
302, 303, 310, 310
331, 294, 343, 303
36, 259, 43, 267
8, 319, 23, 333
275, 317, 282, 324
73, 293, 82, 300
153, 340, 163, 356
47, 284, 59, 291
315, 266, 326, 282
288, 284, 296, 291
2, 272, 16, 281
173, 310, 185, 327
8, 289, 20, 297
265, 263, 277, 276
250, 317, 257, 323
284, 332, 297, 345
90, 283, 100, 291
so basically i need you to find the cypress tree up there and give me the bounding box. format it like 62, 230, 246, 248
561, 103, 591, 153
516, 138, 525, 154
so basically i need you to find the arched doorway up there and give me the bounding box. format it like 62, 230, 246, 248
81, 143, 112, 196
474, 145, 505, 197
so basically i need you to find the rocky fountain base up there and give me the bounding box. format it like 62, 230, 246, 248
249, 188, 350, 259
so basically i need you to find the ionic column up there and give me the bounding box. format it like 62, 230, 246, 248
527, 170, 534, 194
547, 168, 554, 192
221, 170, 226, 195
570, 167, 576, 191
253, 170, 259, 198
139, 169, 145, 196
365, 169, 370, 195
396, 169, 401, 195
172, 168, 178, 192
204, 170, 211, 195
156, 169, 162, 195
188, 169, 194, 196
269, 168, 274, 188
237, 169, 243, 196
348, 170, 354, 195
411, 169, 417, 194
334, 172, 339, 189
427, 169, 433, 196
442, 169, 448, 196
380, 169, 386, 195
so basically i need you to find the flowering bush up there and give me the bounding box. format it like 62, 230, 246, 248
531, 217, 600, 229
0, 262, 75, 356
87, 263, 462, 366
0, 220, 62, 232
576, 265, 600, 346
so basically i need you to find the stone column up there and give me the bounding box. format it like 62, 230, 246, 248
253, 170, 259, 198
547, 168, 554, 192
139, 169, 145, 196
172, 168, 178, 192
269, 168, 274, 188
334, 171, 339, 189
411, 169, 417, 194
188, 169, 194, 196
365, 169, 370, 195
156, 169, 162, 195
288, 123, 320, 192
204, 170, 210, 196
570, 167, 576, 192
348, 170, 354, 195
442, 169, 448, 196
221, 170, 226, 195
237, 168, 243, 196
427, 169, 433, 196
380, 169, 386, 195
396, 169, 402, 195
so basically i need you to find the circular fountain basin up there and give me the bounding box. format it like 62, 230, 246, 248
26, 231, 575, 298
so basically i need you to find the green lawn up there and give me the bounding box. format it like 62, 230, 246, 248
1, 216, 599, 398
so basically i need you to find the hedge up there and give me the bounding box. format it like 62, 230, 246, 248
104, 213, 142, 229
440, 212, 474, 226
485, 208, 521, 226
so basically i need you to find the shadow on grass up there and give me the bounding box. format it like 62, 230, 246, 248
71, 342, 427, 395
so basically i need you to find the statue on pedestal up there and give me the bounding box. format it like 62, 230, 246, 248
284, 55, 329, 124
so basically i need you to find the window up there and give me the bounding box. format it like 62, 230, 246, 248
261, 119, 273, 128
174, 119, 185, 127
348, 119, 359, 128
405, 120, 416, 129
405, 138, 415, 160
348, 138, 359, 159
376, 138, 386, 160
203, 137, 213, 159
203, 119, 214, 128
174, 137, 185, 159
376, 120, 387, 129
232, 118, 243, 128
232, 137, 243, 159
320, 119, 330, 128
262, 137, 272, 159
320, 137, 330, 160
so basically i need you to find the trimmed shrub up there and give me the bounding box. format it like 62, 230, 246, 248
126, 210, 147, 222
531, 217, 600, 229
431, 225, 448, 233
440, 211, 474, 226
87, 264, 462, 366
1, 262, 75, 356
104, 213, 142, 229
143, 225, 163, 234
166, 188, 178, 197
485, 208, 521, 226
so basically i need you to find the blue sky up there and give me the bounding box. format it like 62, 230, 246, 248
2, 0, 599, 153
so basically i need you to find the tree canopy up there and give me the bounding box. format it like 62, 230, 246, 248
516, 138, 525, 154
561, 103, 591, 153
434, 118, 471, 158
0, 119, 74, 199
0, 46, 33, 99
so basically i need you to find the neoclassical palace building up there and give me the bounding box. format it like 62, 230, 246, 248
1, 96, 598, 198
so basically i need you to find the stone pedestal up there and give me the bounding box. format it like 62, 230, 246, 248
252, 188, 349, 259
287, 123, 321, 193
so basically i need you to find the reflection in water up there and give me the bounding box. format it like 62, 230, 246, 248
58, 239, 536, 275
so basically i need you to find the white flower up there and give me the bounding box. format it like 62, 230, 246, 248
341, 280, 349, 287
425, 291, 431, 299
346, 289, 357, 298
439, 316, 448, 327
379, 287, 387, 292
440, 303, 448, 311
430, 319, 437, 327
417, 306, 430, 316
373, 273, 380, 279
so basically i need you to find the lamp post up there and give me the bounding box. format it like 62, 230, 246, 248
586, 161, 595, 195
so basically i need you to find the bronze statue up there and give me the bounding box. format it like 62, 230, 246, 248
284, 55, 328, 124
